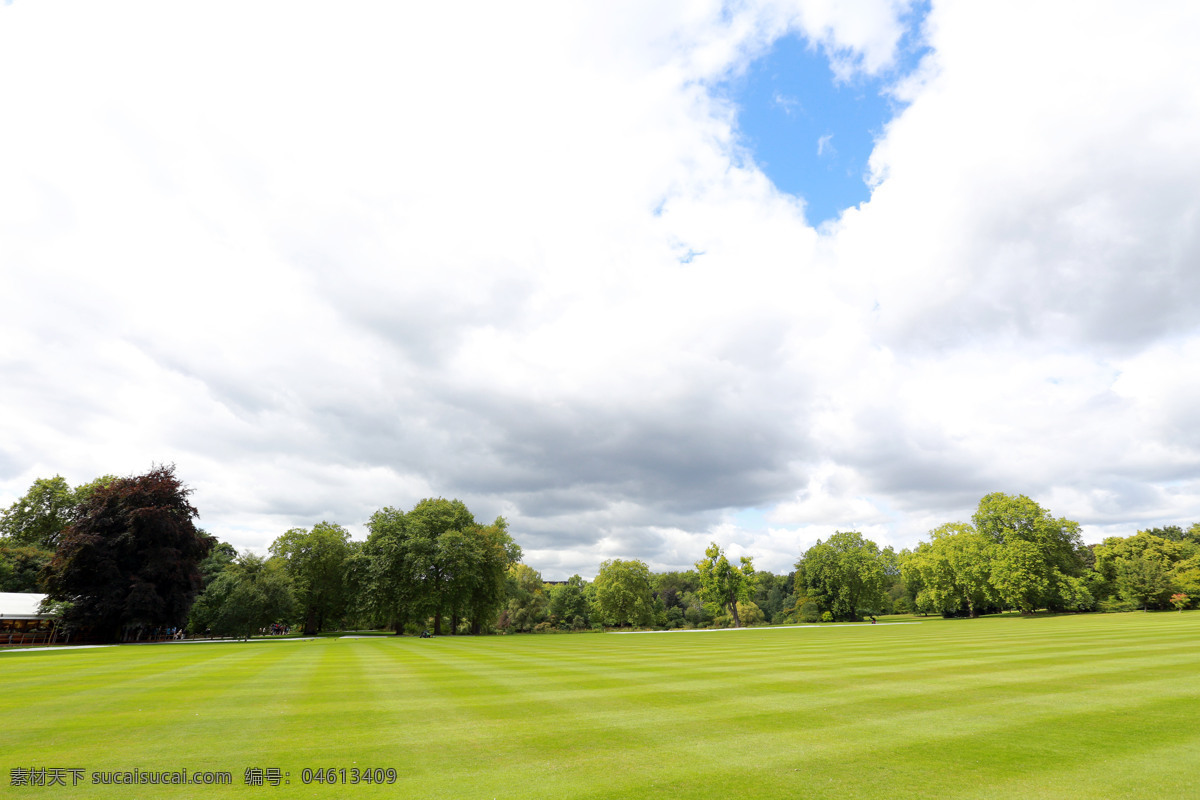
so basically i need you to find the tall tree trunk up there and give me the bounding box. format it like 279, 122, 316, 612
730, 601, 741, 628
433, 611, 442, 636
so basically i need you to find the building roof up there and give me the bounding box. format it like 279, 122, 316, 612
0, 592, 51, 620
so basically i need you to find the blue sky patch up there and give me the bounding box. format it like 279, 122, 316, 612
721, 10, 928, 227
731, 507, 769, 531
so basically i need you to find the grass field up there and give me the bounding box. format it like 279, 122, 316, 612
3, 612, 1199, 799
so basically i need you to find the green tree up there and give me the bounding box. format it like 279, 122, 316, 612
731, 600, 765, 626
405, 498, 477, 635
904, 540, 957, 616
593, 559, 653, 627
435, 519, 517, 634
0, 476, 69, 551
1, 474, 127, 594
878, 546, 904, 614
695, 543, 756, 627
1093, 530, 1188, 610
365, 499, 472, 634
72, 475, 120, 504
0, 475, 76, 550
972, 493, 1086, 613
501, 563, 549, 632
197, 539, 238, 588
189, 553, 296, 640
1094, 532, 1183, 576
898, 547, 932, 615
1170, 556, 1200, 602
799, 531, 887, 621
1139, 525, 1198, 543
1115, 552, 1172, 611
42, 465, 212, 641
270, 521, 353, 634
365, 500, 518, 635
752, 572, 787, 623
653, 570, 700, 598
468, 518, 521, 634
0, 474, 121, 551
908, 523, 997, 617
339, 540, 372, 629
548, 575, 590, 629
363, 506, 411, 631
0, 543, 54, 593
652, 570, 700, 622
679, 589, 712, 627
1054, 571, 1094, 612
990, 539, 1048, 613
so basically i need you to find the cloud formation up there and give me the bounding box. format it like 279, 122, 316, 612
2, 1, 1198, 578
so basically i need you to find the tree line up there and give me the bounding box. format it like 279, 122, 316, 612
3, 469, 1197, 642
898, 493, 1198, 617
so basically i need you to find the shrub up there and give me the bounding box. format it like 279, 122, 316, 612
1097, 598, 1138, 613
737, 601, 766, 626
820, 611, 834, 623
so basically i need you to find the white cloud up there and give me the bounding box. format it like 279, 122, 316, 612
2, 1, 1199, 579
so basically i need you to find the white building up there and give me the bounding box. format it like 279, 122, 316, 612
0, 592, 54, 644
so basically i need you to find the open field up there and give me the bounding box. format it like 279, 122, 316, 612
3, 612, 1199, 799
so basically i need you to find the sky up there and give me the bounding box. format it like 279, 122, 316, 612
2, 1, 1199, 580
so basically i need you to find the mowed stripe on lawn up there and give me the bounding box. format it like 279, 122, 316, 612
3, 613, 1199, 799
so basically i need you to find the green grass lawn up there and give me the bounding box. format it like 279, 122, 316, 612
3, 612, 1199, 799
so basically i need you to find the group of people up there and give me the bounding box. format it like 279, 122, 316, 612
127, 626, 185, 641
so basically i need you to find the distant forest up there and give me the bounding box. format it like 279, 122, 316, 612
2, 469, 1196, 642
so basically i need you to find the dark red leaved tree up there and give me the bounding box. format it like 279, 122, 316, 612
43, 465, 212, 642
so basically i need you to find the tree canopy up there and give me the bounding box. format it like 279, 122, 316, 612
189, 553, 296, 640
972, 493, 1088, 612
548, 574, 590, 629
695, 543, 756, 627
593, 558, 653, 627
365, 498, 519, 635
904, 523, 997, 617
0, 475, 77, 550
10, 463, 1199, 640
42, 465, 212, 641
0, 543, 53, 593
270, 521, 353, 634
799, 531, 887, 621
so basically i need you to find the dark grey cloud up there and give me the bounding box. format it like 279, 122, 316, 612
431, 370, 813, 508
